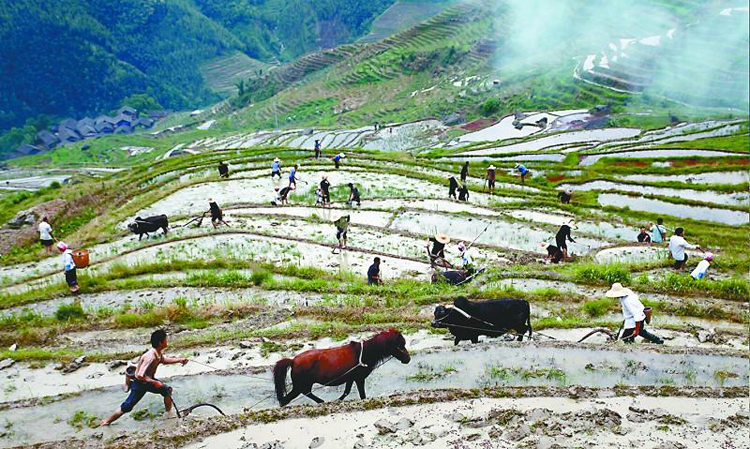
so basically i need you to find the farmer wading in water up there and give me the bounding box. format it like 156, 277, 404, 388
100, 329, 188, 426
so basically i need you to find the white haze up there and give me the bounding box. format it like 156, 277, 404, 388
493, 0, 750, 110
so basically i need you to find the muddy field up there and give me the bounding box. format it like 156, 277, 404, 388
0, 116, 747, 449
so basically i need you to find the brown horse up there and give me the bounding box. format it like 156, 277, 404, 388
273, 329, 410, 406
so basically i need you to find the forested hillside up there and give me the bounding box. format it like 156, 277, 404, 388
0, 0, 393, 136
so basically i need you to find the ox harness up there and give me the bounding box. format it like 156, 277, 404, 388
434, 305, 512, 334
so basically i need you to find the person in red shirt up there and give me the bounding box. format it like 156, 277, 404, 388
100, 329, 187, 426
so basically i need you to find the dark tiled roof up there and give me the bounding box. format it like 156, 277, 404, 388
16, 143, 41, 155
59, 127, 81, 142
118, 106, 137, 116
37, 130, 60, 148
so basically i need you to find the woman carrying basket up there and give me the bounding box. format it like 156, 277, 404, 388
57, 242, 79, 294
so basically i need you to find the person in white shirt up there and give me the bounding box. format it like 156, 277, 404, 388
668, 227, 702, 272
57, 241, 79, 294
605, 283, 663, 344
457, 241, 474, 271
690, 252, 713, 280
38, 217, 54, 253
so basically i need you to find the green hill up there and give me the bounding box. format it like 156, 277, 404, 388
0, 0, 394, 138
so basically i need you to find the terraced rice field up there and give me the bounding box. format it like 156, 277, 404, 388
0, 116, 747, 449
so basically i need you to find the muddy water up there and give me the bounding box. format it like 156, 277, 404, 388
3, 209, 517, 292
581, 149, 741, 166
363, 198, 509, 214
617, 171, 750, 185
1, 343, 745, 447
598, 194, 748, 225
2, 286, 320, 317
228, 207, 394, 228
561, 181, 749, 207
504, 210, 637, 241
459, 128, 641, 155
390, 211, 606, 254
458, 113, 547, 143
623, 125, 743, 150
443, 153, 565, 162
131, 170, 503, 219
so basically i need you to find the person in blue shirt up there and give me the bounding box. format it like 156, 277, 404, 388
314, 140, 321, 159
332, 153, 345, 169
367, 257, 382, 285
288, 164, 299, 188
515, 164, 530, 184
650, 218, 668, 244
271, 158, 282, 180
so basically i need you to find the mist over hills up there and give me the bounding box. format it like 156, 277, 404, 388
0, 0, 748, 162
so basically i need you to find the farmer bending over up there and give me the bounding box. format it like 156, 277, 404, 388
346, 183, 361, 207
100, 329, 188, 426
637, 227, 651, 243
218, 161, 229, 178
207, 198, 228, 228
555, 221, 576, 260
448, 176, 459, 199
334, 215, 350, 251
515, 164, 530, 184
606, 283, 663, 344
557, 189, 572, 204
458, 183, 470, 202
427, 233, 452, 269
332, 153, 345, 169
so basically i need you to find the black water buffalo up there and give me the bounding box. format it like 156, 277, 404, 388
128, 215, 169, 241
432, 296, 532, 345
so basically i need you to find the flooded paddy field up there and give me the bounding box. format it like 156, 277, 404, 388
561, 180, 749, 207
598, 193, 749, 225
1, 116, 748, 449
0, 340, 745, 447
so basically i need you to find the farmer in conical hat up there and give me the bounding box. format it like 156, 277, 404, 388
333, 153, 345, 169
606, 283, 663, 344
557, 189, 573, 204
427, 233, 452, 269
485, 165, 496, 194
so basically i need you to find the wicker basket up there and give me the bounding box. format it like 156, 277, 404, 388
72, 249, 90, 268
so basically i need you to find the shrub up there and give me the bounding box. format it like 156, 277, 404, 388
480, 98, 501, 117
67, 410, 98, 430
250, 270, 271, 286
573, 263, 631, 285
582, 298, 614, 318
114, 312, 163, 328
55, 302, 86, 321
